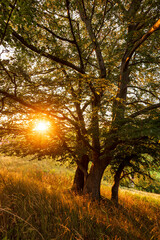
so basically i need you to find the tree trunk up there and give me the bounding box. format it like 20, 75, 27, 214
111, 158, 131, 204
72, 154, 89, 193
111, 176, 121, 204
83, 159, 107, 199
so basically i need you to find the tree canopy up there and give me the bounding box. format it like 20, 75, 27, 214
0, 0, 160, 202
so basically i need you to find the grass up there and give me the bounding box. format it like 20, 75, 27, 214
0, 155, 160, 240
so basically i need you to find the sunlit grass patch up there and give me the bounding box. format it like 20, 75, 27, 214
0, 167, 159, 240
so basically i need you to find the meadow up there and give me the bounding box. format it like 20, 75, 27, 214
0, 155, 160, 240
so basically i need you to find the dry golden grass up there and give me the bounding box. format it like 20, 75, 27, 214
0, 156, 159, 240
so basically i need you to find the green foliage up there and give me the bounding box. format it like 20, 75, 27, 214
0, 0, 160, 199
120, 172, 160, 194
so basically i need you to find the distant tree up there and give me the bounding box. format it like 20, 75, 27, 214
111, 126, 160, 203
0, 0, 160, 202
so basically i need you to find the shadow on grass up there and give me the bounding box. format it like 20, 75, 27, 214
101, 197, 159, 240
0, 171, 159, 240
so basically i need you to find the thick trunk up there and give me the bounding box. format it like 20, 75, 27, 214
112, 66, 129, 124
83, 159, 107, 199
72, 154, 89, 193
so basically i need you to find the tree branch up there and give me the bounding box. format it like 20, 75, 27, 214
0, 0, 17, 44
128, 85, 160, 100
12, 30, 85, 74
126, 100, 153, 106
0, 89, 93, 151
123, 19, 160, 69
66, 0, 84, 71
0, 60, 14, 83
77, 0, 106, 78
90, 0, 96, 22
96, 1, 113, 36
129, 103, 160, 118
0, 89, 47, 112
0, 97, 6, 112
37, 23, 75, 44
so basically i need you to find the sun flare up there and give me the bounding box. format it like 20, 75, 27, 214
33, 120, 50, 132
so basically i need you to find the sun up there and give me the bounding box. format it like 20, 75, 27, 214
33, 120, 50, 132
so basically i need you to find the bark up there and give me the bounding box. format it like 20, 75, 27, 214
111, 156, 133, 204
79, 74, 104, 199
111, 162, 125, 204
72, 154, 89, 192
91, 95, 101, 160
112, 67, 129, 123
83, 158, 108, 199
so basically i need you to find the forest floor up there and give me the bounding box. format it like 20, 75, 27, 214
0, 155, 160, 240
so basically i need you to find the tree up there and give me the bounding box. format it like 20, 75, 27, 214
110, 124, 160, 203
0, 0, 160, 201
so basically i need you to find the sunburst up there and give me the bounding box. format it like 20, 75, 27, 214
33, 120, 50, 132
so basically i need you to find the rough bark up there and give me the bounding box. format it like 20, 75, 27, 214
83, 158, 108, 199
72, 154, 89, 192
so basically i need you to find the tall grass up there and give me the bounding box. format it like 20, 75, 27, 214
0, 157, 159, 240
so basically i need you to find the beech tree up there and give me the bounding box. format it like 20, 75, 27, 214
0, 0, 160, 201
110, 129, 160, 203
